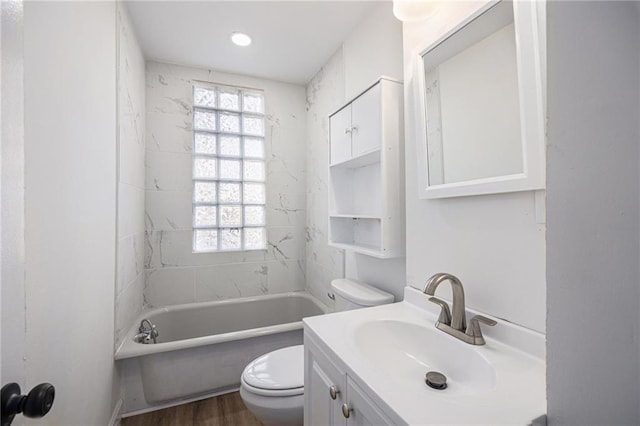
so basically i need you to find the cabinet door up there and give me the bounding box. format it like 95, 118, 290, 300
351, 82, 382, 158
305, 344, 346, 426
330, 105, 352, 165
345, 376, 394, 426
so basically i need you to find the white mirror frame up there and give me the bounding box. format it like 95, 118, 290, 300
413, 0, 546, 199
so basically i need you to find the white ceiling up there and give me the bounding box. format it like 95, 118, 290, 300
125, 1, 379, 85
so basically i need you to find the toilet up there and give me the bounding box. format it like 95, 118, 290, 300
239, 279, 394, 426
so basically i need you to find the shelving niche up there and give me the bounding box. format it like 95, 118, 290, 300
328, 77, 404, 258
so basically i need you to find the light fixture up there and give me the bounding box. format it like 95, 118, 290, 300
392, 0, 437, 22
230, 32, 252, 47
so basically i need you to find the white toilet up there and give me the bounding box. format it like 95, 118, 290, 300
239, 279, 394, 426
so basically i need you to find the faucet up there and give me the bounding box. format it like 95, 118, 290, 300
424, 273, 467, 331
423, 273, 496, 345
135, 319, 159, 344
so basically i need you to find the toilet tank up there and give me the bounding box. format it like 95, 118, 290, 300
330, 279, 394, 311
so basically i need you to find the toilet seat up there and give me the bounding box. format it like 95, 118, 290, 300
241, 345, 304, 397
241, 377, 303, 397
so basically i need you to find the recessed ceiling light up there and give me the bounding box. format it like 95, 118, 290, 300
231, 32, 252, 47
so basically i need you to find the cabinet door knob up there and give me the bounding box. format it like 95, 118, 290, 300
342, 403, 352, 418
351, 125, 359, 133
344, 128, 352, 135
329, 385, 340, 400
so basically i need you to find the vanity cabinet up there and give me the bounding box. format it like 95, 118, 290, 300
328, 77, 404, 258
304, 333, 395, 426
305, 338, 345, 426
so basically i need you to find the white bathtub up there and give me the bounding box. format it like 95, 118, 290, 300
116, 292, 327, 404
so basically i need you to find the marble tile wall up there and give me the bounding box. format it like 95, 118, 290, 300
144, 61, 307, 307
305, 50, 346, 308
115, 4, 146, 350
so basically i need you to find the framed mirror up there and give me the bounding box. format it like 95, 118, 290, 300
413, 0, 545, 199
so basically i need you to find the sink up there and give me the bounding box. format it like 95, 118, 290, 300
305, 287, 546, 424
352, 319, 497, 396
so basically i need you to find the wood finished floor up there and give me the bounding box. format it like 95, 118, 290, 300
121, 392, 263, 426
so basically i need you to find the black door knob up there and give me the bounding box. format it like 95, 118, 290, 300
1, 382, 55, 426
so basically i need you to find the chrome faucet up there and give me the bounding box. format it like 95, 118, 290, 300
135, 319, 159, 344
423, 273, 496, 345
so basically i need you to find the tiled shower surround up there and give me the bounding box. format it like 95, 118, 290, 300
304, 50, 347, 305
144, 61, 307, 307
115, 4, 146, 349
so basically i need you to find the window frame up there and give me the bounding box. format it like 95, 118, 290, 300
191, 83, 267, 253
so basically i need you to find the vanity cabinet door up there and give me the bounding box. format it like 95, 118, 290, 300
304, 343, 347, 426
350, 82, 381, 158
345, 376, 394, 426
330, 105, 352, 165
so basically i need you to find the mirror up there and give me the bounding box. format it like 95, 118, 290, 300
414, 0, 545, 198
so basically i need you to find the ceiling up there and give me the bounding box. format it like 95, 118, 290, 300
125, 1, 379, 85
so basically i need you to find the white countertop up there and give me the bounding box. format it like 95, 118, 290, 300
303, 286, 546, 425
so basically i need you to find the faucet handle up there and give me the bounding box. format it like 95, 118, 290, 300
428, 297, 452, 326
465, 315, 497, 345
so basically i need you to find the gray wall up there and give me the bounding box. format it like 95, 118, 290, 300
546, 2, 640, 424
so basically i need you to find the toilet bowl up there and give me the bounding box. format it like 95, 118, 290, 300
239, 345, 304, 426
239, 279, 394, 426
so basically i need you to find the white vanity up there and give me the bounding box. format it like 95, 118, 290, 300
303, 286, 546, 425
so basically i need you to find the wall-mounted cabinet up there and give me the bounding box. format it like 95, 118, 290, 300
328, 77, 404, 258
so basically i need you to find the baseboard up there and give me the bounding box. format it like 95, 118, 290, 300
121, 387, 239, 418
108, 399, 123, 426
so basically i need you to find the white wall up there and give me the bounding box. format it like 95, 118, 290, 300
1, 0, 26, 396
402, 2, 546, 332
306, 2, 406, 305
24, 2, 118, 424
115, 1, 146, 351
342, 2, 404, 100
546, 2, 640, 424
144, 61, 306, 308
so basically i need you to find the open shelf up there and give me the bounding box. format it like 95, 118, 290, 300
329, 214, 382, 219
329, 217, 382, 256
329, 148, 380, 169
328, 242, 388, 258
329, 160, 382, 217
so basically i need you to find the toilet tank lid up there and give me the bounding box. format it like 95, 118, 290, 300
330, 279, 394, 306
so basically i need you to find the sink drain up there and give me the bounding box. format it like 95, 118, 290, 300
425, 371, 447, 390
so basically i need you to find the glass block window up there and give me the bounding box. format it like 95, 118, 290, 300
192, 84, 266, 252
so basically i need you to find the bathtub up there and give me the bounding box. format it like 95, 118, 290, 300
116, 292, 327, 404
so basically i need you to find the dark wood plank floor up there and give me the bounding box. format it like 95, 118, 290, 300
121, 392, 263, 426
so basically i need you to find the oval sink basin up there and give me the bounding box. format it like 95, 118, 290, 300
353, 319, 497, 396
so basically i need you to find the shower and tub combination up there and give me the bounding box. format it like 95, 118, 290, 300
115, 292, 326, 404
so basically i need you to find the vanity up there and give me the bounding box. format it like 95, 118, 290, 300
303, 286, 546, 425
